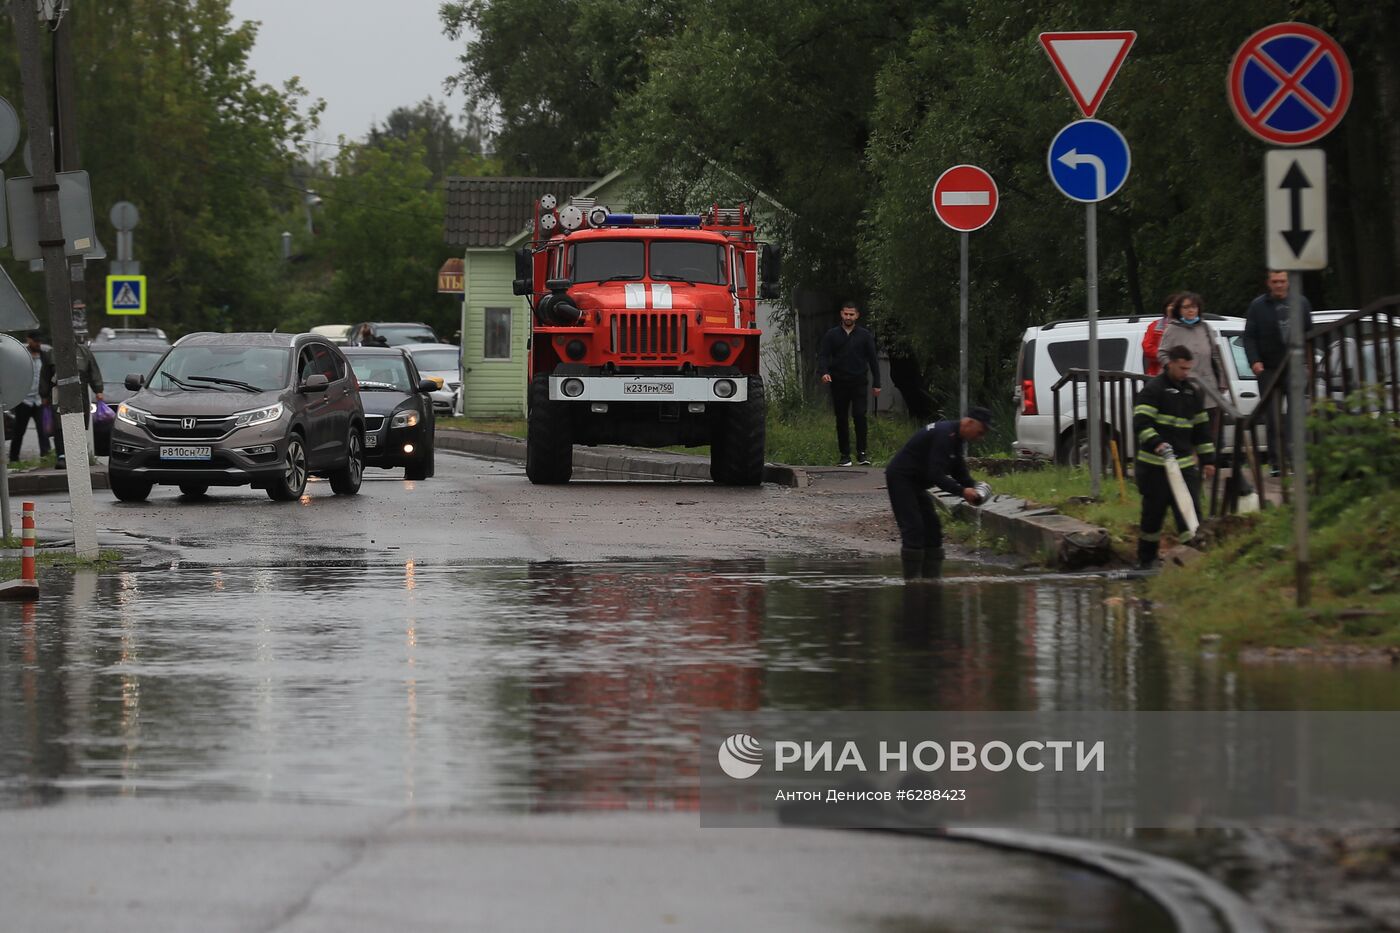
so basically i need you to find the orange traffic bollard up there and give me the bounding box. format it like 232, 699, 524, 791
21, 501, 36, 581
1, 500, 40, 601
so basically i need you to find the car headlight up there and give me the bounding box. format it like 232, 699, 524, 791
116, 403, 149, 426
391, 409, 420, 428
233, 403, 284, 428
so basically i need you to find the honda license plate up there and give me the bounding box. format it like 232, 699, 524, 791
365, 434, 378, 447
160, 446, 212, 461
624, 382, 674, 395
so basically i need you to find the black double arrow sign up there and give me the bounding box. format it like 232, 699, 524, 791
1279, 161, 1313, 258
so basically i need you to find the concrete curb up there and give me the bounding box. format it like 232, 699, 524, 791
435, 429, 808, 487
3, 465, 109, 494
931, 489, 1113, 569
939, 828, 1266, 933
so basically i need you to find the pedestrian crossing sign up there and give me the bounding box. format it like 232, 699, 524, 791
106, 274, 146, 316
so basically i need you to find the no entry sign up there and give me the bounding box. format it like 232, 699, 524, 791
932, 165, 999, 232
1228, 23, 1351, 146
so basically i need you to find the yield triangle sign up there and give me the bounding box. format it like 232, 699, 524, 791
1039, 31, 1136, 117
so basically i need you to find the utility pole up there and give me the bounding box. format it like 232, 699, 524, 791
10, 0, 99, 558
52, 0, 86, 328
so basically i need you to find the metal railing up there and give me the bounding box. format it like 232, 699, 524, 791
1241, 295, 1400, 508
1050, 295, 1400, 520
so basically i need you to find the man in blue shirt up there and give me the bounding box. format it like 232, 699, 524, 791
885, 407, 990, 578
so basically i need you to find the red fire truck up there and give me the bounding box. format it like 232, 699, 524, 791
513, 196, 779, 485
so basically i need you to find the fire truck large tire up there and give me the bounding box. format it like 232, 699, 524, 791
711, 376, 766, 486
526, 376, 573, 484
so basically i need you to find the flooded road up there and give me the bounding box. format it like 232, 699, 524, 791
4, 454, 1397, 930
5, 557, 1396, 809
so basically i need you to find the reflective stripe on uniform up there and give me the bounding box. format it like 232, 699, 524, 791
1140, 531, 1162, 542
1137, 452, 1198, 468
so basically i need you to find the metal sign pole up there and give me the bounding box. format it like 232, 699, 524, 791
1086, 202, 1101, 496
1288, 272, 1309, 605
959, 231, 969, 417
0, 406, 11, 542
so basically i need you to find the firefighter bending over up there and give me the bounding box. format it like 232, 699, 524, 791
885, 407, 992, 579
1133, 344, 1216, 570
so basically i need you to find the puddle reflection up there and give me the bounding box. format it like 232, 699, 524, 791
2, 558, 1397, 810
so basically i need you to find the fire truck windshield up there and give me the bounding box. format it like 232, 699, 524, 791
569, 239, 728, 286
651, 241, 727, 285
572, 241, 644, 283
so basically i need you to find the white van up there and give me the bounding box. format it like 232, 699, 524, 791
1012, 313, 1256, 461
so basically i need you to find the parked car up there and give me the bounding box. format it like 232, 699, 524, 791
343, 347, 437, 479
399, 343, 462, 415
1012, 313, 1253, 462
88, 340, 169, 455
107, 332, 365, 502
310, 324, 352, 346
92, 326, 169, 345
348, 321, 440, 347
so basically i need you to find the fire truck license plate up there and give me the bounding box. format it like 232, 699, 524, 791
624, 382, 674, 395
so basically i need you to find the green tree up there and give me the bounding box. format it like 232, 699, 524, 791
317, 134, 456, 339
0, 0, 322, 336
441, 0, 684, 174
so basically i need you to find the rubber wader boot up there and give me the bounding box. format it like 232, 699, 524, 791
901, 548, 924, 580
922, 547, 946, 578
1136, 539, 1160, 570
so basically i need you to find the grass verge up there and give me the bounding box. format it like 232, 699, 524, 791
1149, 490, 1400, 651
976, 465, 1152, 563
437, 416, 525, 438
0, 547, 123, 579
3, 451, 57, 474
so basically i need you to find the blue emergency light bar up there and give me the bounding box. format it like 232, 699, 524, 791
602, 213, 702, 228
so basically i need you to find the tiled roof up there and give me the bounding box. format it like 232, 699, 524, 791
444, 177, 598, 249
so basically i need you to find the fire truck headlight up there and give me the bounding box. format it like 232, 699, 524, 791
710, 340, 731, 361
561, 378, 585, 398
565, 339, 586, 360
714, 379, 737, 399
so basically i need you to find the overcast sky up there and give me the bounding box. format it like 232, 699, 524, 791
229, 0, 468, 156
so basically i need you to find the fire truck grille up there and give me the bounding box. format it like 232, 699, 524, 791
611, 313, 689, 359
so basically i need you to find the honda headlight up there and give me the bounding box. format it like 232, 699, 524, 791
116, 403, 149, 426
391, 409, 420, 428
233, 403, 284, 428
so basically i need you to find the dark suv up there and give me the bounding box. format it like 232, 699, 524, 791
107, 333, 365, 502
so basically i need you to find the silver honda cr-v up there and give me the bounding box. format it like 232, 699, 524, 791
107, 332, 365, 502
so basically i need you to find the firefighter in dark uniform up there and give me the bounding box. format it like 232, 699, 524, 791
1132, 344, 1216, 569
885, 407, 991, 579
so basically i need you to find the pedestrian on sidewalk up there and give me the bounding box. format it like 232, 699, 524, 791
8, 331, 51, 464
1132, 345, 1216, 570
1158, 292, 1230, 431
816, 300, 881, 466
1140, 292, 1181, 377
39, 339, 103, 469
885, 407, 991, 579
1243, 270, 1312, 473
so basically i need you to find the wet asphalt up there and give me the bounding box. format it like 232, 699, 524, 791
3, 449, 1392, 929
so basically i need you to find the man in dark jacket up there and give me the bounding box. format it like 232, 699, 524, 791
1132, 345, 1216, 569
816, 301, 881, 466
885, 406, 990, 578
39, 341, 104, 469
1243, 270, 1312, 471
